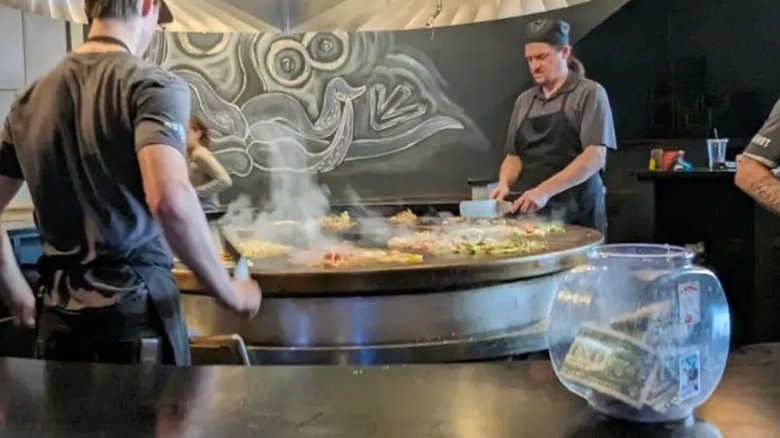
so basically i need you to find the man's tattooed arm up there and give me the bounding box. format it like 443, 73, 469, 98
747, 176, 780, 215
735, 155, 780, 216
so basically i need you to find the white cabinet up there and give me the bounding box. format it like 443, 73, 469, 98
23, 12, 68, 83
0, 7, 25, 90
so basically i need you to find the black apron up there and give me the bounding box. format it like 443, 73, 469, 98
514, 89, 607, 234
36, 246, 191, 366
128, 249, 192, 367
34, 35, 191, 366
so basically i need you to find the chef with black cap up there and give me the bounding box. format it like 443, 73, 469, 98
489, 19, 616, 234
0, 0, 261, 366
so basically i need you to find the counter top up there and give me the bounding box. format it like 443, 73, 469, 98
635, 169, 736, 180
0, 343, 778, 437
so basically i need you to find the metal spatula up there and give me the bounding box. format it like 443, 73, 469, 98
233, 256, 250, 280
217, 226, 250, 280
458, 199, 513, 219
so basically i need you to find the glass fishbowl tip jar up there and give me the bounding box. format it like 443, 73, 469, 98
548, 244, 731, 423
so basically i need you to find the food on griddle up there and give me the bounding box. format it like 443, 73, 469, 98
272, 220, 298, 227
320, 211, 356, 232
441, 216, 465, 224
446, 225, 513, 240
442, 217, 508, 226
322, 249, 423, 269
388, 209, 417, 225
234, 240, 289, 258
511, 222, 566, 237
438, 217, 566, 237
453, 238, 547, 256
388, 232, 455, 254
447, 220, 566, 238
294, 244, 424, 269
388, 229, 548, 256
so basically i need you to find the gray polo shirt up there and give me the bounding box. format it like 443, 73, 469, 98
504, 72, 617, 154
744, 97, 780, 168
0, 51, 190, 311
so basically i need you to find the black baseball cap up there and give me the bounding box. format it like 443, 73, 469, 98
158, 0, 173, 25
525, 19, 570, 46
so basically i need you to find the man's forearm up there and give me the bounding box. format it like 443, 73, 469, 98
735, 155, 780, 216
743, 175, 780, 215
499, 156, 522, 186
153, 183, 238, 309
0, 223, 33, 308
537, 146, 605, 197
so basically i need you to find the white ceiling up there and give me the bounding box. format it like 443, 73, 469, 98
0, 0, 600, 33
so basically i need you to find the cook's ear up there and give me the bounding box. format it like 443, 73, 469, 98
140, 0, 154, 18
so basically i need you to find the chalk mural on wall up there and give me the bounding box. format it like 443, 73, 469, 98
144, 32, 484, 175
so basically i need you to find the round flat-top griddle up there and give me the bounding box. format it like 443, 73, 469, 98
175, 225, 603, 296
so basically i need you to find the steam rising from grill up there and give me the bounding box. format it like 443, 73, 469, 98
223, 137, 339, 249
220, 128, 569, 258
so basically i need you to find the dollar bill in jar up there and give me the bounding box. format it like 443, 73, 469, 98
559, 323, 660, 409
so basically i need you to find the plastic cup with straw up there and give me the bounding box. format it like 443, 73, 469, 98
707, 128, 728, 170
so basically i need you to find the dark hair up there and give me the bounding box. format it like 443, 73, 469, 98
189, 117, 212, 149
567, 55, 586, 78
85, 0, 139, 21
550, 42, 587, 78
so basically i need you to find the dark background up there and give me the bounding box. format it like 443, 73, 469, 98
328, 0, 780, 202
326, 0, 780, 242
576, 0, 780, 242
579, 0, 779, 141
145, 0, 780, 242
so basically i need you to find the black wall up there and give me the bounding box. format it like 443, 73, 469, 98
578, 0, 780, 141
575, 0, 780, 242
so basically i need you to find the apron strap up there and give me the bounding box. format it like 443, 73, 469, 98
520, 94, 537, 123
132, 264, 192, 366
558, 91, 571, 112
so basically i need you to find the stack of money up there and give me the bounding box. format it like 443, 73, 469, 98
558, 324, 701, 417
559, 324, 659, 410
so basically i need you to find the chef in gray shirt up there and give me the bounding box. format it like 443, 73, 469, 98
736, 97, 780, 215
490, 19, 616, 234
0, 0, 260, 365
